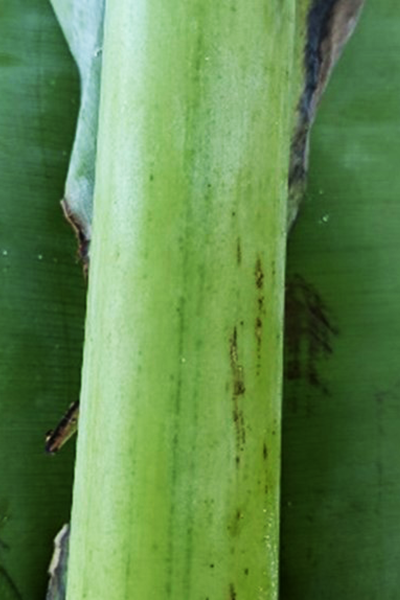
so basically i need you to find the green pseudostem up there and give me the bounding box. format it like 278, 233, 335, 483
65, 1, 295, 599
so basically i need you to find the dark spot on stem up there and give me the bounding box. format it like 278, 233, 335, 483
234, 380, 246, 396
255, 256, 264, 290
229, 583, 237, 600
255, 316, 263, 358
229, 327, 246, 466
263, 442, 268, 460
254, 257, 266, 375
227, 507, 244, 538
236, 237, 242, 265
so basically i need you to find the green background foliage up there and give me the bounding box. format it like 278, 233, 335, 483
281, 1, 400, 598
0, 1, 83, 598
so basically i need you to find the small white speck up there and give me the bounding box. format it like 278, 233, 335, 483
319, 214, 330, 224
205, 56, 210, 61
181, 357, 186, 364
2, 249, 8, 256
38, 254, 43, 260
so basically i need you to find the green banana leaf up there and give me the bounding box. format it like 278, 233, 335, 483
281, 1, 400, 598
0, 1, 84, 599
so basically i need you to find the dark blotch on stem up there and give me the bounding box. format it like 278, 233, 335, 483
255, 257, 265, 375
263, 442, 268, 461
229, 327, 246, 466
229, 583, 237, 600
236, 237, 242, 265
255, 256, 264, 290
